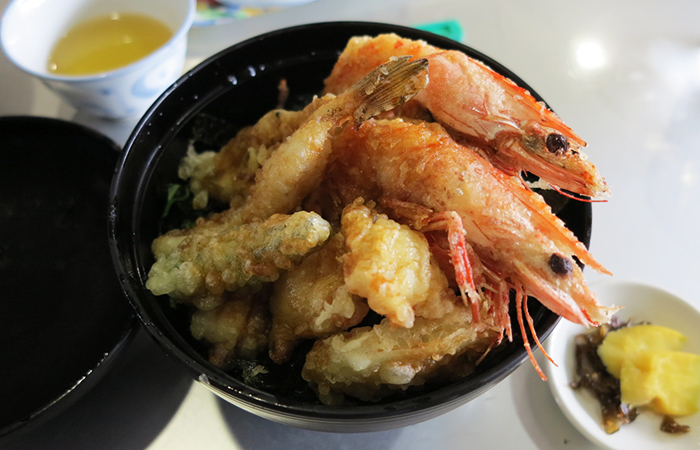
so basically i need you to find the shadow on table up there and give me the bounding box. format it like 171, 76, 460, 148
1, 328, 192, 450
0, 51, 35, 117
72, 110, 141, 148
217, 398, 403, 450
510, 354, 597, 449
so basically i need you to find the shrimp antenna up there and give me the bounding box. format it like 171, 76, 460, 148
550, 184, 608, 203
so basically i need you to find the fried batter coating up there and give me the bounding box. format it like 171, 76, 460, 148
341, 199, 457, 328
330, 119, 611, 326
179, 95, 334, 209
269, 233, 369, 364
323, 34, 441, 95
190, 292, 271, 369
227, 56, 430, 226
301, 305, 498, 404
146, 211, 331, 310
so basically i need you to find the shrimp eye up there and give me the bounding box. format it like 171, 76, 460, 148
546, 133, 569, 155
549, 253, 573, 275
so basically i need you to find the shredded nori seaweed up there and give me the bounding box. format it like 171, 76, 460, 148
158, 181, 228, 234
226, 340, 319, 402
660, 415, 690, 434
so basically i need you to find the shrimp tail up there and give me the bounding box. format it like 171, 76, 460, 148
325, 34, 610, 200
349, 56, 429, 124
229, 56, 429, 224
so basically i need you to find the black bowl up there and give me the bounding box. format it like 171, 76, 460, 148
0, 116, 137, 440
110, 22, 591, 432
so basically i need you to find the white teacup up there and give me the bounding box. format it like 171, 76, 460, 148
1, 0, 195, 120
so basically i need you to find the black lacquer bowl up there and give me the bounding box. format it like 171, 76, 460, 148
110, 22, 592, 432
0, 116, 137, 439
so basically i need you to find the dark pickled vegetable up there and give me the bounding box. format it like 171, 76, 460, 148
660, 415, 690, 434
158, 182, 229, 233
572, 318, 694, 435
571, 317, 637, 434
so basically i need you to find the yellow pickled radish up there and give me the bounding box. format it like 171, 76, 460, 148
596, 328, 627, 378
649, 351, 700, 416
620, 361, 656, 407
597, 324, 686, 378
599, 323, 700, 416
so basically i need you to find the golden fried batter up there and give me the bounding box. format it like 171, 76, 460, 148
226, 56, 429, 226
179, 95, 334, 209
190, 292, 270, 369
341, 199, 457, 328
144, 43, 609, 401
269, 233, 368, 364
146, 211, 331, 310
301, 304, 498, 404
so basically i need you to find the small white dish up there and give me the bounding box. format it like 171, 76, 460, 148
545, 279, 700, 450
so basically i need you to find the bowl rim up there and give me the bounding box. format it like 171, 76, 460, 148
0, 0, 196, 82
110, 20, 587, 423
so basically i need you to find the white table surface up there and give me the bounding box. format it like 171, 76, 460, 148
2, 0, 699, 448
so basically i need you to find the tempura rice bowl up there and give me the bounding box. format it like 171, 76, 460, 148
109, 21, 592, 432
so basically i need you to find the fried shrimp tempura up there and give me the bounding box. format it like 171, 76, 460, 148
325, 34, 610, 199
179, 95, 335, 209
329, 119, 611, 326
227, 56, 429, 226
149, 35, 612, 402
341, 199, 458, 328
190, 292, 271, 369
302, 304, 498, 404
269, 233, 368, 364
146, 211, 331, 310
